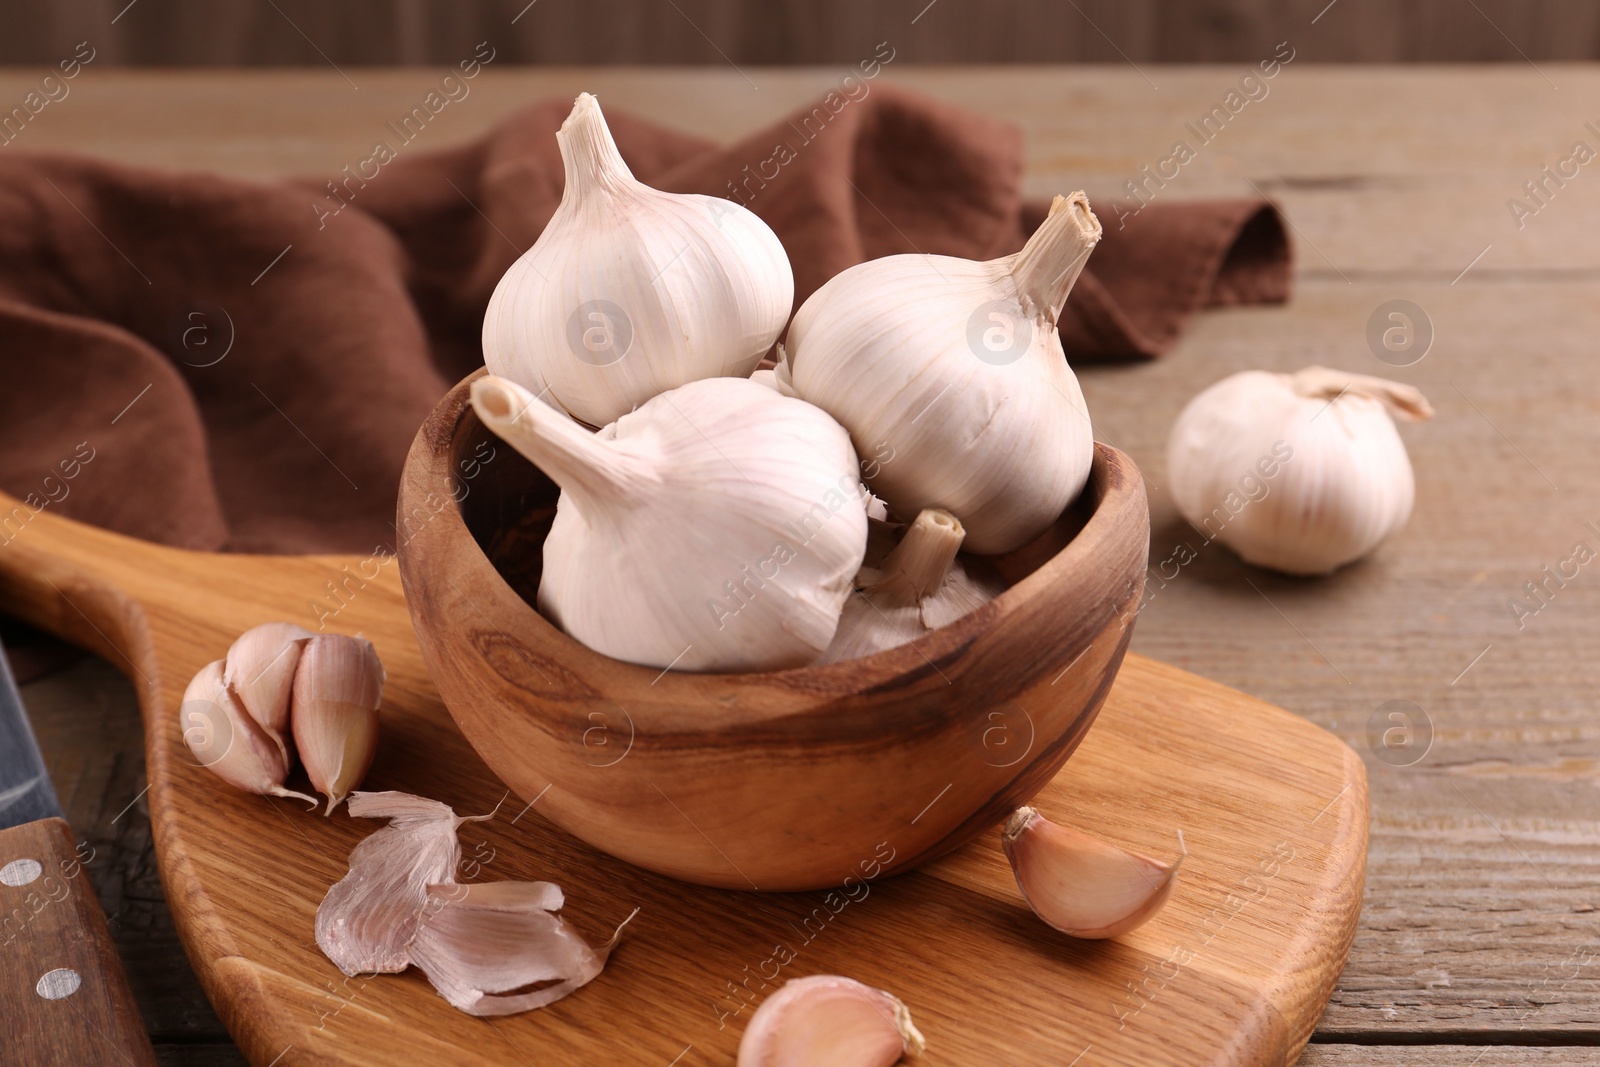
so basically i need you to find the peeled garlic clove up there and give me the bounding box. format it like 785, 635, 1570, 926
409, 881, 632, 1017
316, 790, 481, 975
483, 92, 794, 427
1166, 366, 1433, 576
291, 634, 385, 814
785, 192, 1101, 554
738, 974, 926, 1067
472, 374, 869, 672
222, 621, 312, 768
1001, 807, 1178, 939
819, 508, 1002, 663
179, 660, 316, 807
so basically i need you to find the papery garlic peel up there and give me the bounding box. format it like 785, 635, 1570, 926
472, 374, 869, 672
291, 634, 385, 813
178, 659, 316, 807
483, 92, 794, 427
737, 974, 926, 1067
409, 881, 632, 1017
1166, 366, 1432, 576
784, 192, 1101, 554
1001, 807, 1179, 939
316, 791, 480, 975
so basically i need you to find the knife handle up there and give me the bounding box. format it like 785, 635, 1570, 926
0, 817, 157, 1066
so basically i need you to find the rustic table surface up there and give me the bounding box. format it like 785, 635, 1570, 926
5, 65, 1597, 1066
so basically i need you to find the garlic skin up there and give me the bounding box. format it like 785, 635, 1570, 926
222, 621, 313, 768
410, 882, 632, 1017
291, 634, 385, 814
1167, 366, 1432, 576
483, 92, 794, 427
1001, 807, 1178, 939
179, 660, 316, 807
472, 375, 869, 672
783, 193, 1101, 554
820, 508, 1003, 663
737, 974, 926, 1067
317, 791, 478, 976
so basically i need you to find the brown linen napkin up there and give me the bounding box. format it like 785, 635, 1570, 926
0, 84, 1289, 560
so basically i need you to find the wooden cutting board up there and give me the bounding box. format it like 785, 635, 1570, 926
0, 492, 1366, 1067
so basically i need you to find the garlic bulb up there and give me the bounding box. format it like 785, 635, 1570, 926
471, 375, 869, 672
482, 92, 794, 427
783, 192, 1102, 554
738, 975, 926, 1067
820, 508, 1003, 662
1167, 366, 1432, 576
1002, 807, 1179, 939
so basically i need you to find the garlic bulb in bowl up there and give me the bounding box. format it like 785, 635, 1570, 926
782, 193, 1101, 554
470, 374, 868, 672
1166, 366, 1432, 576
482, 93, 794, 427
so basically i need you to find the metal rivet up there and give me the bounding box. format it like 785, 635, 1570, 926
0, 858, 43, 887
36, 968, 82, 1000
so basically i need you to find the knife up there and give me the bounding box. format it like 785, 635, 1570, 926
0, 636, 158, 1066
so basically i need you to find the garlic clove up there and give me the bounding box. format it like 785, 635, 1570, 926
737, 974, 926, 1067
472, 374, 870, 672
1167, 366, 1432, 576
1001, 807, 1179, 939
409, 881, 635, 1016
222, 621, 313, 769
291, 634, 385, 814
785, 192, 1101, 554
482, 92, 794, 427
179, 659, 317, 807
819, 508, 1002, 663
315, 790, 483, 975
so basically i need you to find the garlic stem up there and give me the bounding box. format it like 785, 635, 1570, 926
1010, 192, 1103, 323
471, 377, 659, 507
864, 508, 965, 605
557, 92, 634, 198
1290, 365, 1434, 422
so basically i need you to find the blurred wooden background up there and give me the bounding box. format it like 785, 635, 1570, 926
2, 0, 1599, 65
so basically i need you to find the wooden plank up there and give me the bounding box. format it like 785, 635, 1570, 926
1300, 1048, 1600, 1066
3, 0, 1600, 66
3, 66, 1600, 277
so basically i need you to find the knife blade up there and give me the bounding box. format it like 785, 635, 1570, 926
0, 636, 158, 1066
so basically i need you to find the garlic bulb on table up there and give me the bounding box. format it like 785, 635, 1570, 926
483, 93, 794, 428
471, 375, 869, 672
820, 508, 1004, 663
1166, 366, 1433, 576
782, 192, 1102, 554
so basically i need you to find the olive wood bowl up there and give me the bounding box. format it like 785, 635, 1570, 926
397, 369, 1150, 891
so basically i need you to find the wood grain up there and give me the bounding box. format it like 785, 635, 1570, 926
398, 371, 1149, 890
1, 0, 1598, 66
0, 479, 1366, 1064
5, 65, 1598, 1061
0, 816, 157, 1066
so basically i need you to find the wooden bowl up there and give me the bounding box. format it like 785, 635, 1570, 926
397, 370, 1150, 891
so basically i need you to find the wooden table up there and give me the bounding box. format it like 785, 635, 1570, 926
7, 66, 1598, 1065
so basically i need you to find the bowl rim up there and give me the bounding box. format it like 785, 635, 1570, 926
402, 369, 1147, 703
